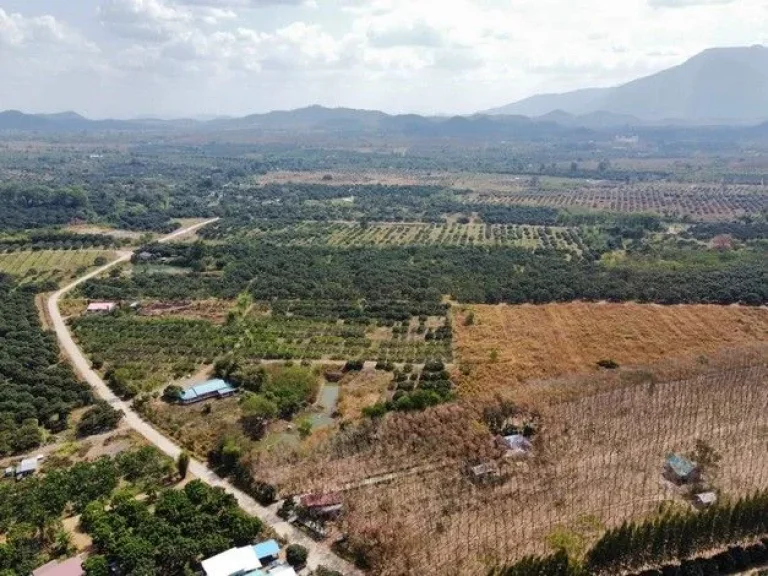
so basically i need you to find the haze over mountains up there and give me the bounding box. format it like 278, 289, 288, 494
486, 46, 768, 124
1, 46, 766, 134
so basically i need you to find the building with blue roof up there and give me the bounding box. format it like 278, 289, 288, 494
253, 540, 280, 564
180, 379, 237, 405
664, 454, 700, 484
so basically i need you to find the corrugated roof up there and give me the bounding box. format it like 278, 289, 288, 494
666, 454, 697, 477
201, 546, 261, 576
253, 540, 280, 560
18, 457, 39, 473
32, 557, 84, 576
180, 379, 236, 402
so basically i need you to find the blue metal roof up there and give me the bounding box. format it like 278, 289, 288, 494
180, 379, 235, 402
253, 540, 280, 560
666, 454, 696, 477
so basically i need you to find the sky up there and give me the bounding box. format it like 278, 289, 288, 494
0, 0, 767, 118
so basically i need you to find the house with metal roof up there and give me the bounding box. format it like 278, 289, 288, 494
180, 379, 237, 405
664, 454, 700, 484
16, 456, 40, 479
86, 302, 116, 314
32, 556, 84, 576
201, 546, 261, 576
253, 540, 280, 565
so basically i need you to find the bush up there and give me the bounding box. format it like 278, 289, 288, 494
162, 385, 183, 402
83, 555, 109, 576
76, 401, 123, 437
286, 544, 309, 568
597, 358, 620, 369
344, 359, 364, 372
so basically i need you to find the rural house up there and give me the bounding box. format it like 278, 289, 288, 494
86, 302, 116, 314
201, 546, 261, 576
253, 540, 281, 565
300, 491, 344, 518
664, 454, 700, 485
179, 379, 237, 405
32, 556, 84, 576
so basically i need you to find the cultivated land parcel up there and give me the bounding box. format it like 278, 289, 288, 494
0, 113, 767, 576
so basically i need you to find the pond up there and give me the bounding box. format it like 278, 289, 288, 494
309, 383, 340, 430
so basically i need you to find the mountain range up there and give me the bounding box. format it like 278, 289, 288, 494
1, 45, 767, 134
486, 45, 768, 124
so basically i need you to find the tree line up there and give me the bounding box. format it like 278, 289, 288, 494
491, 490, 768, 576
0, 275, 91, 456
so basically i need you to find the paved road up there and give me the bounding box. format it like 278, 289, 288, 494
47, 219, 360, 575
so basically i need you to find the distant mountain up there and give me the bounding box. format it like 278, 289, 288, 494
487, 45, 768, 124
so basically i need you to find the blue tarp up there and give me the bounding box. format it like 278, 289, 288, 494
253, 540, 280, 560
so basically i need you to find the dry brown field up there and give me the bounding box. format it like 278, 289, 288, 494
338, 364, 768, 575
454, 303, 768, 397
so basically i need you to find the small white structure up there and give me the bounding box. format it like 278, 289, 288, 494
86, 302, 116, 314
16, 456, 40, 479
201, 546, 261, 576
695, 492, 717, 508
503, 434, 533, 456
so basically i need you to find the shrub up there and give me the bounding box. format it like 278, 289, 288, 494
597, 358, 620, 369
286, 544, 309, 568
76, 401, 123, 437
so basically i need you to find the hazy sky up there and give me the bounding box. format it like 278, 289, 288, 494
1, 0, 767, 118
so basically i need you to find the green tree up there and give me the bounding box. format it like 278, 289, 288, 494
83, 555, 109, 576
240, 395, 278, 440
177, 451, 190, 479
286, 544, 309, 568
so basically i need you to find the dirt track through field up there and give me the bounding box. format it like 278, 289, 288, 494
47, 219, 360, 575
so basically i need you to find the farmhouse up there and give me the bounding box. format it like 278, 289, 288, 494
180, 379, 237, 405
253, 540, 280, 565
300, 491, 344, 517
32, 556, 84, 576
86, 302, 116, 314
664, 454, 700, 485
201, 542, 296, 576
201, 546, 261, 576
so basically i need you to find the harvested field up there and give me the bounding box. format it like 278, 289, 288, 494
339, 364, 768, 576
454, 303, 768, 396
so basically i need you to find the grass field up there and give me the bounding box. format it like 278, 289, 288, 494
0, 250, 115, 285
453, 303, 768, 396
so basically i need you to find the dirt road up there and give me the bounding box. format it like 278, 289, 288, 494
47, 219, 360, 575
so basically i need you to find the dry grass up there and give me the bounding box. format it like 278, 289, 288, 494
340, 363, 768, 576
337, 370, 392, 420
454, 303, 768, 397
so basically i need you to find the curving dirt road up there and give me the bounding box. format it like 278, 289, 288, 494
47, 219, 360, 575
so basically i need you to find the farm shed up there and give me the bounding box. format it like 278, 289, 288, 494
695, 491, 717, 508
300, 491, 344, 517
470, 462, 499, 480
201, 546, 261, 576
664, 454, 700, 485
180, 379, 237, 405
86, 302, 116, 314
16, 456, 40, 479
503, 434, 533, 456
253, 540, 280, 565
32, 556, 84, 576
